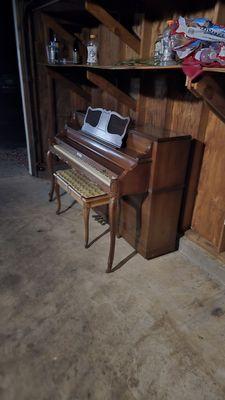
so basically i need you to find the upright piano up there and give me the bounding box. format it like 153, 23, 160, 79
47, 110, 191, 270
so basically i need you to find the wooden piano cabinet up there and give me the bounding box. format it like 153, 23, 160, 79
119, 136, 191, 259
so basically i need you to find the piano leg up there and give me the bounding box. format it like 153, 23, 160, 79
107, 197, 117, 273
83, 204, 90, 248
55, 182, 61, 215
116, 198, 121, 238
47, 150, 55, 202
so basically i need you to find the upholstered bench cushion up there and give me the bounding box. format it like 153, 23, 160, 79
55, 169, 106, 199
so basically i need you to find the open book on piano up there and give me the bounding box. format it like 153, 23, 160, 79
47, 108, 191, 266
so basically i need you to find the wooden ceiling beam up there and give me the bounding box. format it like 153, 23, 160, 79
86, 70, 136, 110
85, 1, 140, 54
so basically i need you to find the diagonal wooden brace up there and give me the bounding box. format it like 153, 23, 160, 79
42, 13, 75, 45
48, 68, 91, 102
186, 75, 225, 123
85, 1, 140, 54
87, 70, 136, 110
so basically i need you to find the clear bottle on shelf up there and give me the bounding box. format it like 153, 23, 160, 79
47, 40, 55, 64
161, 20, 176, 66
86, 34, 98, 65
53, 34, 60, 63
154, 34, 163, 65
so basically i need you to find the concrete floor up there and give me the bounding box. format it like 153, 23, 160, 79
1, 152, 225, 400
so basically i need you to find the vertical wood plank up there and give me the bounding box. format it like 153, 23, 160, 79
213, 1, 225, 24
192, 112, 225, 249
136, 14, 153, 124
29, 11, 58, 162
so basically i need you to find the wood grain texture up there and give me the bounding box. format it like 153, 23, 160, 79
87, 71, 136, 110
120, 136, 191, 258
136, 16, 152, 124
48, 68, 91, 102
213, 1, 225, 24
188, 75, 225, 124
85, 1, 140, 54
192, 111, 225, 250
179, 140, 205, 232
41, 13, 74, 45
34, 13, 57, 161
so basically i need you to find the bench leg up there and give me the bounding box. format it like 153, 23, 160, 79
47, 150, 55, 202
106, 197, 117, 273
55, 182, 61, 215
83, 205, 90, 248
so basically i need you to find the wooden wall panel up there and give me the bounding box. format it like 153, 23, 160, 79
55, 80, 73, 131
29, 0, 225, 254
98, 25, 120, 65
137, 73, 168, 128
118, 13, 141, 62
165, 91, 204, 137
33, 12, 57, 162
136, 6, 215, 133
36, 65, 56, 158
192, 111, 225, 249
70, 90, 88, 113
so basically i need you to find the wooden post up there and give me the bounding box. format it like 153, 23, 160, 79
136, 15, 152, 123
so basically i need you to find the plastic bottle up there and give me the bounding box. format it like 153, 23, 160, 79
86, 34, 98, 64
161, 20, 176, 66
154, 34, 163, 65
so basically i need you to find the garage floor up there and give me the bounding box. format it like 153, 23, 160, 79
1, 151, 225, 400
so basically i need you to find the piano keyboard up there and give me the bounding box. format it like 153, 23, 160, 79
53, 143, 116, 187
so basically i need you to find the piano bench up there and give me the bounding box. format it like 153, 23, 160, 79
53, 168, 116, 273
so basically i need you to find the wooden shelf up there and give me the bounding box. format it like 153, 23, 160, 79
43, 63, 182, 71
43, 63, 225, 73
202, 67, 225, 73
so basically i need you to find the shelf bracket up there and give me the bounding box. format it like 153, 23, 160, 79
47, 68, 91, 102
186, 75, 225, 123
85, 1, 140, 54
86, 71, 136, 110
